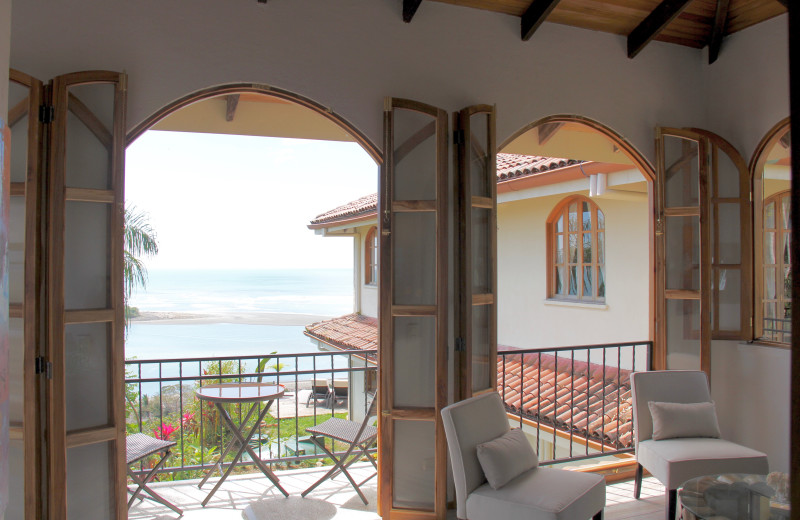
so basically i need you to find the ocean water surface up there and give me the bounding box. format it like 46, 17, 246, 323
125, 268, 354, 364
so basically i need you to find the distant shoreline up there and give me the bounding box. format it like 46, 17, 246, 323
131, 311, 333, 326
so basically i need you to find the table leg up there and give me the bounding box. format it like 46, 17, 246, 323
198, 401, 261, 489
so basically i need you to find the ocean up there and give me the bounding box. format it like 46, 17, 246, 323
125, 268, 354, 362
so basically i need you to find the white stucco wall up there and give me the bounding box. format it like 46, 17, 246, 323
11, 0, 708, 165
497, 191, 649, 349
359, 225, 379, 319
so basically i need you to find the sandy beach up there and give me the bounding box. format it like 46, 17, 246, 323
131, 311, 333, 326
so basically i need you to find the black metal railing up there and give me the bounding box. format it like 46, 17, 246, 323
125, 350, 377, 479
763, 317, 791, 343
497, 341, 652, 467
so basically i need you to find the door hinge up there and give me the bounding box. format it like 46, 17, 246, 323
453, 129, 465, 146
455, 337, 466, 352
35, 356, 53, 379
38, 104, 54, 124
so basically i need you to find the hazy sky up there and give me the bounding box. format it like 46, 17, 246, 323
125, 131, 378, 270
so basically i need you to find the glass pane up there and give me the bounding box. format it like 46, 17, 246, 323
569, 267, 578, 295
8, 439, 24, 518
666, 216, 700, 291
597, 210, 605, 230
764, 232, 776, 265
66, 84, 115, 190
598, 266, 606, 298
393, 317, 435, 408
568, 203, 577, 232
393, 421, 435, 510
66, 323, 110, 431
556, 215, 563, 233
393, 108, 436, 201
569, 234, 578, 263
65, 201, 110, 309
9, 82, 30, 185
472, 208, 491, 294
469, 112, 490, 198
784, 234, 791, 265
67, 442, 112, 519
598, 231, 605, 264
472, 305, 491, 392
393, 212, 436, 306
555, 267, 564, 294
716, 147, 740, 198
666, 299, 701, 370
582, 202, 592, 231
718, 268, 741, 331
582, 233, 592, 263
765, 267, 776, 299
583, 266, 593, 299
783, 266, 792, 301
8, 198, 26, 303
717, 203, 741, 264
8, 318, 24, 424
664, 136, 700, 207
782, 195, 791, 229
555, 234, 564, 264
765, 201, 775, 229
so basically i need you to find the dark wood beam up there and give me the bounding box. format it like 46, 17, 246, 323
708, 0, 730, 64
538, 122, 563, 145
627, 0, 694, 59
403, 0, 423, 23
775, 0, 787, 8
225, 94, 240, 122
521, 0, 562, 41
780, 130, 791, 149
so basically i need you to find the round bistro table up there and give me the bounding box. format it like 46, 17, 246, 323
195, 382, 289, 505
680, 473, 790, 520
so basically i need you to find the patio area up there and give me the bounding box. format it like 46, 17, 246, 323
128, 464, 666, 520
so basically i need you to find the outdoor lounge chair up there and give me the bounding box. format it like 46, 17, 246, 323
307, 378, 331, 407
126, 433, 183, 516
630, 370, 769, 520
328, 378, 348, 407
441, 392, 606, 520
301, 392, 378, 504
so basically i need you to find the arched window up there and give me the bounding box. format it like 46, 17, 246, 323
365, 227, 378, 286
548, 196, 605, 302
762, 190, 791, 342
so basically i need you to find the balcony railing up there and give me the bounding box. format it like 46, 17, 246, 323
763, 316, 791, 343
125, 350, 377, 478
498, 341, 652, 467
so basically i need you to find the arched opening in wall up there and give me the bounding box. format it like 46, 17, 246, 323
495, 115, 654, 473
751, 118, 791, 345
123, 84, 381, 514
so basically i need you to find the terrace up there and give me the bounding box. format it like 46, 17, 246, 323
126, 341, 653, 518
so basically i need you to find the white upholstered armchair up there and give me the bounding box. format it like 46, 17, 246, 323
630, 370, 769, 520
441, 392, 606, 520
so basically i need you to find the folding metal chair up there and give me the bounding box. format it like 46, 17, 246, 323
301, 392, 378, 504
126, 433, 183, 516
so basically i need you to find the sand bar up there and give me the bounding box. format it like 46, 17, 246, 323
131, 311, 333, 326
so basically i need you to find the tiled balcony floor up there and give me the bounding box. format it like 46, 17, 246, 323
128, 465, 666, 520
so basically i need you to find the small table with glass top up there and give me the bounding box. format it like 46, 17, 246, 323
195, 382, 289, 505
680, 473, 790, 520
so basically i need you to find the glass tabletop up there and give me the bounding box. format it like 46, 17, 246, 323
679, 473, 790, 520
195, 383, 285, 403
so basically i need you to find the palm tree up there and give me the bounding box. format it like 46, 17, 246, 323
124, 206, 159, 326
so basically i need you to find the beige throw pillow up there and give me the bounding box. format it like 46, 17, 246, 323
476, 428, 538, 489
648, 401, 721, 440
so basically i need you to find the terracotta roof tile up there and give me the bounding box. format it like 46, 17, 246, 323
304, 313, 378, 360
310, 153, 585, 226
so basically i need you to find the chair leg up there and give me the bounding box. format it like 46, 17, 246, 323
633, 463, 643, 499
593, 510, 604, 520
666, 489, 677, 520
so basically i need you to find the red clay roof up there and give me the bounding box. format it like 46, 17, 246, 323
310, 154, 586, 226
305, 315, 632, 449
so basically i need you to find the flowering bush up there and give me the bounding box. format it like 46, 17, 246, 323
154, 422, 179, 441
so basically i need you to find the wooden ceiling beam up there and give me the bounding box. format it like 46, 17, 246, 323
226, 94, 240, 122
521, 0, 562, 41
538, 122, 563, 145
774, 0, 787, 8
708, 0, 730, 65
627, 0, 694, 59
403, 0, 424, 23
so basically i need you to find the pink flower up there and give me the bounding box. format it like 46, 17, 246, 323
154, 423, 179, 441
181, 412, 195, 429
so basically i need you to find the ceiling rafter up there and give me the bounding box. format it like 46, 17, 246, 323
538, 122, 563, 145
403, 0, 424, 23
774, 0, 787, 7
521, 0, 562, 41
708, 0, 731, 65
226, 95, 240, 122
627, 0, 694, 59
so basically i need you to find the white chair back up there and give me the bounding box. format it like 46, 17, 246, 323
441, 392, 510, 520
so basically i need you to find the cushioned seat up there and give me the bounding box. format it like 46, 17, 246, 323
637, 438, 769, 490
467, 466, 606, 520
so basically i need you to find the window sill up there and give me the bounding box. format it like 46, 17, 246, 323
543, 299, 608, 310
738, 340, 790, 351
363, 284, 378, 289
